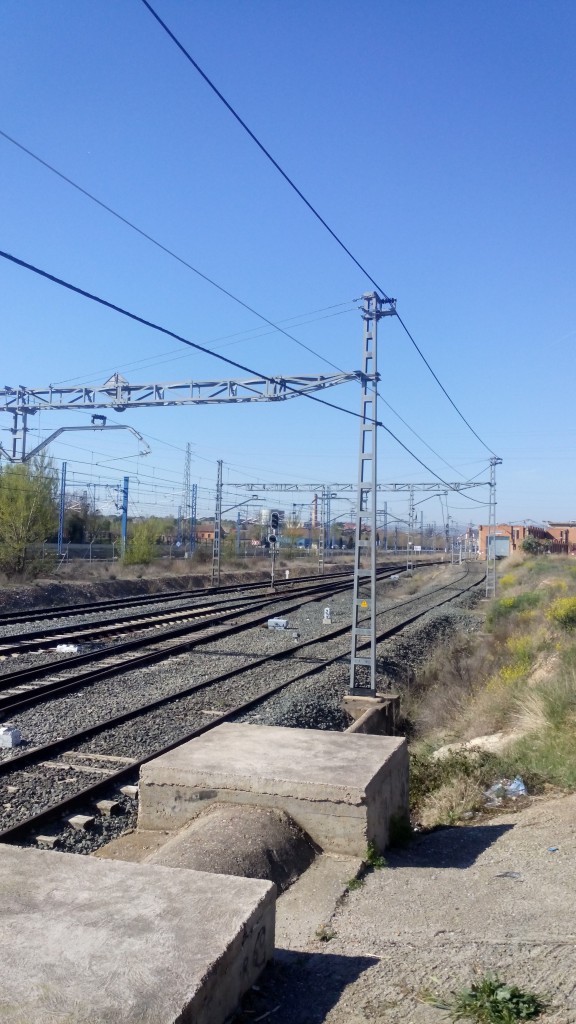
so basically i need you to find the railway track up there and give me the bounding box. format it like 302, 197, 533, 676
0, 563, 484, 847
0, 568, 408, 713
0, 564, 408, 628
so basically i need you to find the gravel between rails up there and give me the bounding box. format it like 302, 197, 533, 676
0, 588, 267, 642
0, 564, 483, 854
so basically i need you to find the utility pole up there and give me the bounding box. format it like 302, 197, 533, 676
57, 461, 67, 557
349, 292, 395, 694
236, 510, 241, 555
486, 456, 503, 598
212, 460, 223, 587
318, 485, 326, 575
383, 501, 388, 551
190, 483, 197, 552
406, 486, 415, 572
182, 442, 192, 554
120, 476, 129, 558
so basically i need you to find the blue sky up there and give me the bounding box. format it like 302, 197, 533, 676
1, 0, 575, 528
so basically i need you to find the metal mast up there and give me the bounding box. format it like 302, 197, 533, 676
349, 292, 395, 694
318, 485, 326, 575
190, 483, 197, 553
486, 456, 503, 598
182, 442, 192, 553
406, 485, 415, 572
211, 460, 223, 586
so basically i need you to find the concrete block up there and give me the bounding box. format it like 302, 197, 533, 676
120, 784, 139, 797
0, 845, 275, 1024
96, 799, 120, 816
67, 814, 95, 830
139, 723, 408, 856
0, 726, 21, 748
35, 835, 59, 849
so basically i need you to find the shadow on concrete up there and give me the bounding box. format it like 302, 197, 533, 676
233, 948, 379, 1024
386, 823, 515, 870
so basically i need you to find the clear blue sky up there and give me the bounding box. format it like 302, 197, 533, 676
1, 0, 574, 528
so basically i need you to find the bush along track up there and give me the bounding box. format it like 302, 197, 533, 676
405, 553, 576, 828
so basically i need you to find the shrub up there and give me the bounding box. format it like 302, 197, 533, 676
499, 574, 516, 588
425, 974, 547, 1022
486, 592, 540, 627
547, 596, 576, 629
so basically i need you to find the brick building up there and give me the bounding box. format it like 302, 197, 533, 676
478, 522, 576, 559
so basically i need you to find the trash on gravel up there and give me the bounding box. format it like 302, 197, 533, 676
55, 643, 79, 653
547, 846, 559, 853
495, 871, 522, 879
507, 776, 528, 797
484, 776, 527, 801
0, 725, 22, 748
267, 618, 288, 631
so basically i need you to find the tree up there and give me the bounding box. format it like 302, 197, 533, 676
124, 519, 159, 565
521, 535, 552, 555
0, 458, 59, 574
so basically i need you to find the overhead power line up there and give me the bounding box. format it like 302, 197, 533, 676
0, 127, 341, 373
0, 247, 486, 503
139, 0, 496, 457
2, 127, 465, 476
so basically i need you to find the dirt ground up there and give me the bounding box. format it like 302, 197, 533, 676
237, 793, 576, 1023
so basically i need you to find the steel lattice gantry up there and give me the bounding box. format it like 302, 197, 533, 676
229, 481, 488, 492
0, 371, 366, 461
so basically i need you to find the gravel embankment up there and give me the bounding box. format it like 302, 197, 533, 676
0, 564, 484, 853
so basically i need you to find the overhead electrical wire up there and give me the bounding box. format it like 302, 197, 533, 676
0, 247, 488, 504
0, 127, 342, 374
1, 127, 467, 477
138, 0, 496, 457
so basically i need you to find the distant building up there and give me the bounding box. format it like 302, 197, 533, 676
478, 522, 576, 559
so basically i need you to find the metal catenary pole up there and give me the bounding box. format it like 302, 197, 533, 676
486, 456, 503, 598
57, 461, 67, 556
190, 483, 197, 552
318, 485, 326, 576
182, 441, 192, 554
120, 476, 129, 558
349, 291, 395, 694
211, 460, 223, 586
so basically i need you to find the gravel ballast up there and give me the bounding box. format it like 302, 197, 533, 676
0, 563, 484, 851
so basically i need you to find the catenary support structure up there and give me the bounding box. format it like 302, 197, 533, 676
349, 292, 396, 694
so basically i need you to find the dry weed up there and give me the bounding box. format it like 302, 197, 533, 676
419, 776, 485, 828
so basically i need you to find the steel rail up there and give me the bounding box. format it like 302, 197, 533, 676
0, 565, 369, 626
0, 569, 405, 712
0, 566, 484, 844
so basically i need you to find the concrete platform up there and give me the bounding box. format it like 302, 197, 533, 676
139, 723, 409, 856
0, 844, 275, 1024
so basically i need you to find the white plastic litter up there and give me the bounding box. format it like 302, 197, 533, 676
484, 776, 528, 801
267, 618, 288, 631
55, 644, 79, 653
0, 726, 22, 749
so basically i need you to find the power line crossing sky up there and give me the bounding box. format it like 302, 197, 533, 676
1, 0, 575, 524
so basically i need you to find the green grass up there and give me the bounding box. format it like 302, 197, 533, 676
365, 841, 387, 868
486, 592, 541, 628
436, 974, 548, 1023
346, 877, 364, 891
548, 596, 576, 628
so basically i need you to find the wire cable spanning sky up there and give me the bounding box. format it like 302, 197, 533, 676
1, 2, 575, 521
0, 247, 487, 504
140, 0, 496, 458
0, 125, 463, 477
